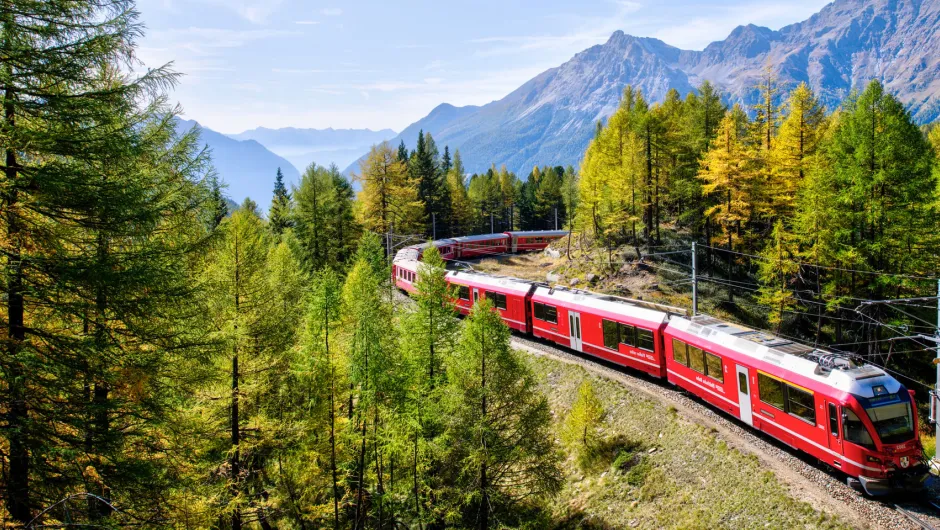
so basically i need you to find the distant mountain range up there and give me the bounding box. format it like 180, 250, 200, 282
231, 127, 396, 174
344, 0, 940, 176
176, 119, 300, 208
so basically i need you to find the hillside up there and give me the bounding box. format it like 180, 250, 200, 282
176, 119, 300, 208
345, 0, 940, 176
231, 126, 395, 173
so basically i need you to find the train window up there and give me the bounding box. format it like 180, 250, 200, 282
688, 345, 706, 374
704, 352, 723, 383
533, 303, 557, 323
828, 403, 839, 438
738, 372, 748, 395
602, 319, 620, 350
619, 323, 636, 347
758, 373, 786, 411
457, 285, 470, 301
843, 408, 875, 449
786, 385, 816, 424
672, 339, 688, 366
636, 328, 654, 352
485, 292, 507, 310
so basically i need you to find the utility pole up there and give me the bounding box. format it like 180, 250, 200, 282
490, 213, 494, 234
692, 242, 698, 316
554, 207, 558, 230
432, 212, 436, 241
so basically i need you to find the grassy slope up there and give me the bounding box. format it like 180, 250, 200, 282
529, 356, 850, 529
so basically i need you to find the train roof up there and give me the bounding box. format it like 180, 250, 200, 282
668, 315, 899, 398
532, 285, 676, 326
452, 233, 509, 243
447, 270, 534, 294
505, 230, 569, 237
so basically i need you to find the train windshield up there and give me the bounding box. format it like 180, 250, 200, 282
863, 397, 914, 445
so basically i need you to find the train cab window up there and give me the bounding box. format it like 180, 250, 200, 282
828, 403, 839, 438
602, 319, 620, 350
636, 328, 654, 352
758, 373, 786, 411
672, 339, 688, 366
621, 323, 637, 347
534, 303, 557, 324
485, 292, 507, 310
704, 352, 723, 383
738, 372, 748, 395
457, 285, 470, 301
787, 385, 816, 424
843, 408, 875, 449
688, 345, 706, 374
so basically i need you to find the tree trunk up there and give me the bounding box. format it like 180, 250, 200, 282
231, 232, 242, 530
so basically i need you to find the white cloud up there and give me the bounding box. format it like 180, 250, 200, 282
321, 7, 343, 16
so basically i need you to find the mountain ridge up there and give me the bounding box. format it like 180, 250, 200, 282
344, 0, 940, 176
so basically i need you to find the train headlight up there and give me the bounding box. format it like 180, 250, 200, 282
866, 455, 882, 464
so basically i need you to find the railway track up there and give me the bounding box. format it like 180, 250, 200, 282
506, 331, 940, 530
895, 505, 938, 530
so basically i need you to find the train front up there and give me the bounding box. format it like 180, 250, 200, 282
841, 377, 930, 496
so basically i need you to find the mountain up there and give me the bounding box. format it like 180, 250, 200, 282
177, 119, 300, 208
345, 0, 940, 176
231, 127, 396, 173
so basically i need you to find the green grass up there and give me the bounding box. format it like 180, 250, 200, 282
923, 432, 936, 460
528, 356, 852, 530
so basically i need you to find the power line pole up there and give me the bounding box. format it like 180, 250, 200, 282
432, 212, 436, 241
554, 207, 558, 230
692, 242, 698, 316
490, 213, 494, 234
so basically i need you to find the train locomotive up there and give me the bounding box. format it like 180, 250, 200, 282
392, 231, 930, 496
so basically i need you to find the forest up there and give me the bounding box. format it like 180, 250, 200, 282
2, 0, 940, 528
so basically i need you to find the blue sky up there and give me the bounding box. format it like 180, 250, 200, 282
136, 0, 832, 135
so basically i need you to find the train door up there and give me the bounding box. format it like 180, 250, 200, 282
735, 365, 753, 427
568, 311, 582, 352
512, 236, 518, 253
826, 402, 844, 460
473, 288, 480, 305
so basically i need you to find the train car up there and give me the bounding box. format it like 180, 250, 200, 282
394, 240, 459, 262
665, 315, 926, 496
452, 233, 510, 259
529, 286, 673, 378
392, 259, 420, 294
505, 230, 569, 253
446, 271, 535, 333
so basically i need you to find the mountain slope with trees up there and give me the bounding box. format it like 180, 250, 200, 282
346, 0, 940, 177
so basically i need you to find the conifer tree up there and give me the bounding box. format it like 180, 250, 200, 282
411, 130, 451, 237
757, 220, 802, 328
294, 163, 360, 272
446, 150, 473, 237
442, 300, 562, 528
356, 142, 424, 237
0, 1, 215, 521
770, 82, 827, 219
397, 139, 410, 163
561, 381, 604, 459
442, 145, 452, 174
270, 167, 294, 235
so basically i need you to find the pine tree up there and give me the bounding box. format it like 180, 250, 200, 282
410, 131, 451, 237
689, 80, 727, 152
442, 300, 562, 528
270, 167, 294, 236
442, 145, 452, 174
397, 139, 410, 163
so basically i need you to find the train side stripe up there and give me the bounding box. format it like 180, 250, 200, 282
667, 369, 739, 408
755, 414, 882, 473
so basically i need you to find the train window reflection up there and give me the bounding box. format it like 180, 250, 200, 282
843, 408, 875, 449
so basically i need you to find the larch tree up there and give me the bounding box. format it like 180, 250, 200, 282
356, 142, 424, 238
442, 300, 562, 529
446, 150, 473, 237
294, 163, 360, 272
560, 381, 605, 465
0, 0, 214, 523
769, 82, 827, 220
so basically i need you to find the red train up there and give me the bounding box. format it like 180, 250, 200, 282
392, 231, 929, 496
